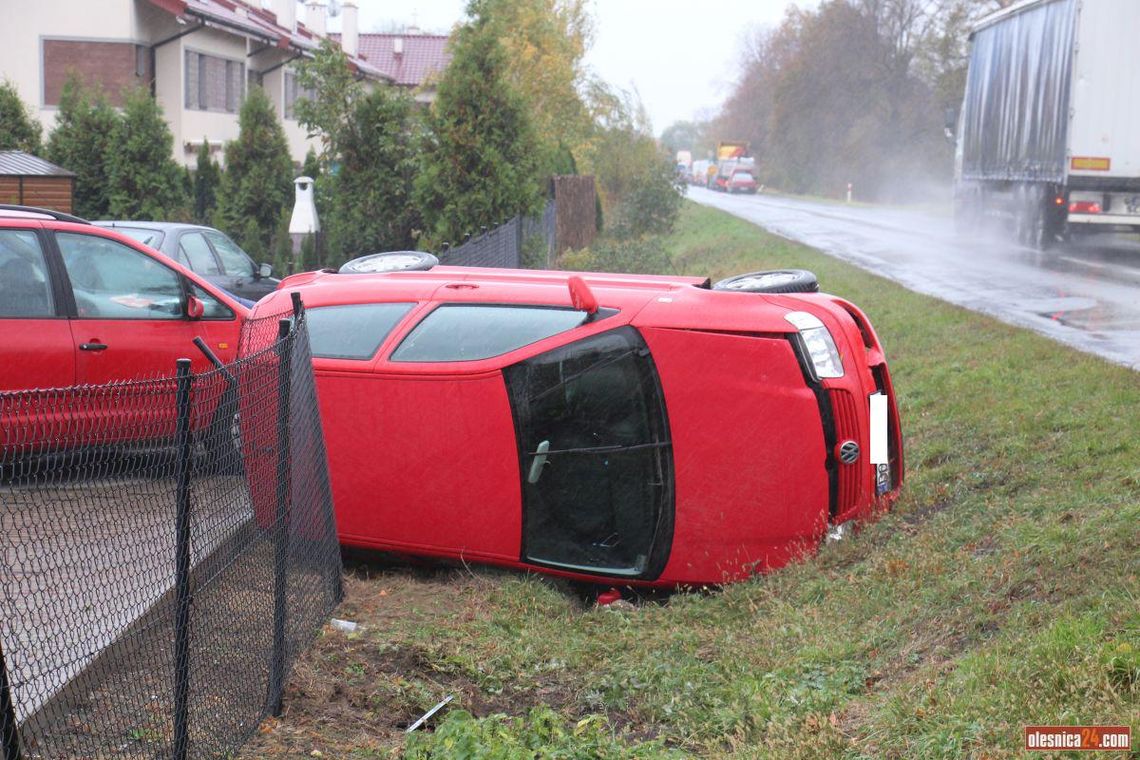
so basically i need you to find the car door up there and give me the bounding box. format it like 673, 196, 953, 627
503, 327, 675, 580
176, 230, 231, 295
54, 230, 198, 385
203, 229, 273, 301
0, 227, 75, 391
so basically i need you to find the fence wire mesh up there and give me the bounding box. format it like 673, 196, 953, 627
0, 307, 341, 759
437, 200, 556, 269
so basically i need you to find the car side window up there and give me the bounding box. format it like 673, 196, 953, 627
307, 303, 414, 359
179, 232, 221, 275
204, 230, 254, 276
188, 282, 235, 320
390, 304, 588, 362
57, 232, 184, 320
0, 230, 55, 318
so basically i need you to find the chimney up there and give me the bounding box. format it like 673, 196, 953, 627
393, 36, 404, 56
304, 0, 327, 37
341, 0, 359, 58
275, 0, 296, 32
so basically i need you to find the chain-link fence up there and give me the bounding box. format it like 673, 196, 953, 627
437, 200, 557, 269
0, 301, 341, 759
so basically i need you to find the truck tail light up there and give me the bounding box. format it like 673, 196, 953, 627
1069, 200, 1102, 214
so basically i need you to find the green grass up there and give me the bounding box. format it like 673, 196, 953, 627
247, 201, 1138, 759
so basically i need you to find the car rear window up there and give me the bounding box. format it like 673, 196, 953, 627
112, 227, 166, 249
307, 303, 414, 360
390, 304, 587, 363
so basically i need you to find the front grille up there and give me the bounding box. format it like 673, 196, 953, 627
830, 388, 863, 515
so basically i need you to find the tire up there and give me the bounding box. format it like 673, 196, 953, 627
1024, 188, 1053, 252
339, 250, 439, 274
712, 269, 820, 294
203, 391, 243, 475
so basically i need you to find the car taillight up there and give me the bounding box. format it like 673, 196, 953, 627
1069, 200, 1102, 214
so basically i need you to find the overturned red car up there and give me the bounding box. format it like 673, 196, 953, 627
253, 254, 902, 587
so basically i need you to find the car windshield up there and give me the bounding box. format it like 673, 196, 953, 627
111, 227, 165, 248
391, 304, 588, 362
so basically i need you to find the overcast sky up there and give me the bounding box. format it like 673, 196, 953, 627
343, 1, 820, 135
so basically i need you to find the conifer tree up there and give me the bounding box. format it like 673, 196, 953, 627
327, 87, 421, 262
46, 77, 119, 218
105, 89, 187, 219
0, 80, 43, 154
215, 86, 293, 262
414, 2, 543, 246
192, 138, 221, 224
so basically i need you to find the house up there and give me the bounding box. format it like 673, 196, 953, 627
0, 0, 447, 167
332, 29, 452, 105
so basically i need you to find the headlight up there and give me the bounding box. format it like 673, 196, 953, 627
785, 311, 844, 379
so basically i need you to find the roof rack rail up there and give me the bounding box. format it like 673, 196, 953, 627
0, 204, 90, 224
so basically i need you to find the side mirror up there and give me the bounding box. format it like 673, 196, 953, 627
186, 295, 205, 320
257, 262, 273, 279
567, 275, 598, 315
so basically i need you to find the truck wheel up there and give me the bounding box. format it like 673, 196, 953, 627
712, 269, 820, 294
1025, 190, 1053, 251
1028, 207, 1053, 251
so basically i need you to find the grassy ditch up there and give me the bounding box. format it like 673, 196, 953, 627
242, 202, 1138, 759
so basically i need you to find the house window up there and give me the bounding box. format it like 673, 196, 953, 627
184, 51, 244, 112
283, 70, 316, 120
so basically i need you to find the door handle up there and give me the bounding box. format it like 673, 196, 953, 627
80, 342, 108, 351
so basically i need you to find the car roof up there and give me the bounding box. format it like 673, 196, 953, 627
94, 221, 209, 233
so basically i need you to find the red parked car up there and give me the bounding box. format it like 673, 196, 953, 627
254, 253, 902, 587
0, 206, 248, 450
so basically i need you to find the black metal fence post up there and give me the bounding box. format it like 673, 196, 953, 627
267, 318, 293, 717
172, 358, 194, 760
0, 640, 21, 760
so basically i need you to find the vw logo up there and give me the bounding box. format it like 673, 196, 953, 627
838, 440, 860, 465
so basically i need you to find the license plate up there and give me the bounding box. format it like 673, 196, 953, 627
876, 463, 891, 495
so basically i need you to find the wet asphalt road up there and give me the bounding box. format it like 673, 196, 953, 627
690, 186, 1140, 371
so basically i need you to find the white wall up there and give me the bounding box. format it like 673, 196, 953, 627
0, 0, 139, 133
275, 66, 322, 163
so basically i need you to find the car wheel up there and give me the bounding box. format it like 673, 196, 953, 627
711, 269, 820, 294
339, 250, 439, 274
203, 409, 243, 474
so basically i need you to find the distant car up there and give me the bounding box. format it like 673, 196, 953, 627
0, 205, 249, 457
94, 221, 278, 303
727, 171, 759, 194
252, 252, 903, 588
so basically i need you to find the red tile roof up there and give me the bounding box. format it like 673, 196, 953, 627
144, 0, 391, 82
332, 33, 452, 88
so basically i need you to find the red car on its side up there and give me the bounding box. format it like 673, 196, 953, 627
0, 206, 248, 451
253, 253, 903, 588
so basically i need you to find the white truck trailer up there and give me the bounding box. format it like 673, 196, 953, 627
953, 0, 1140, 248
